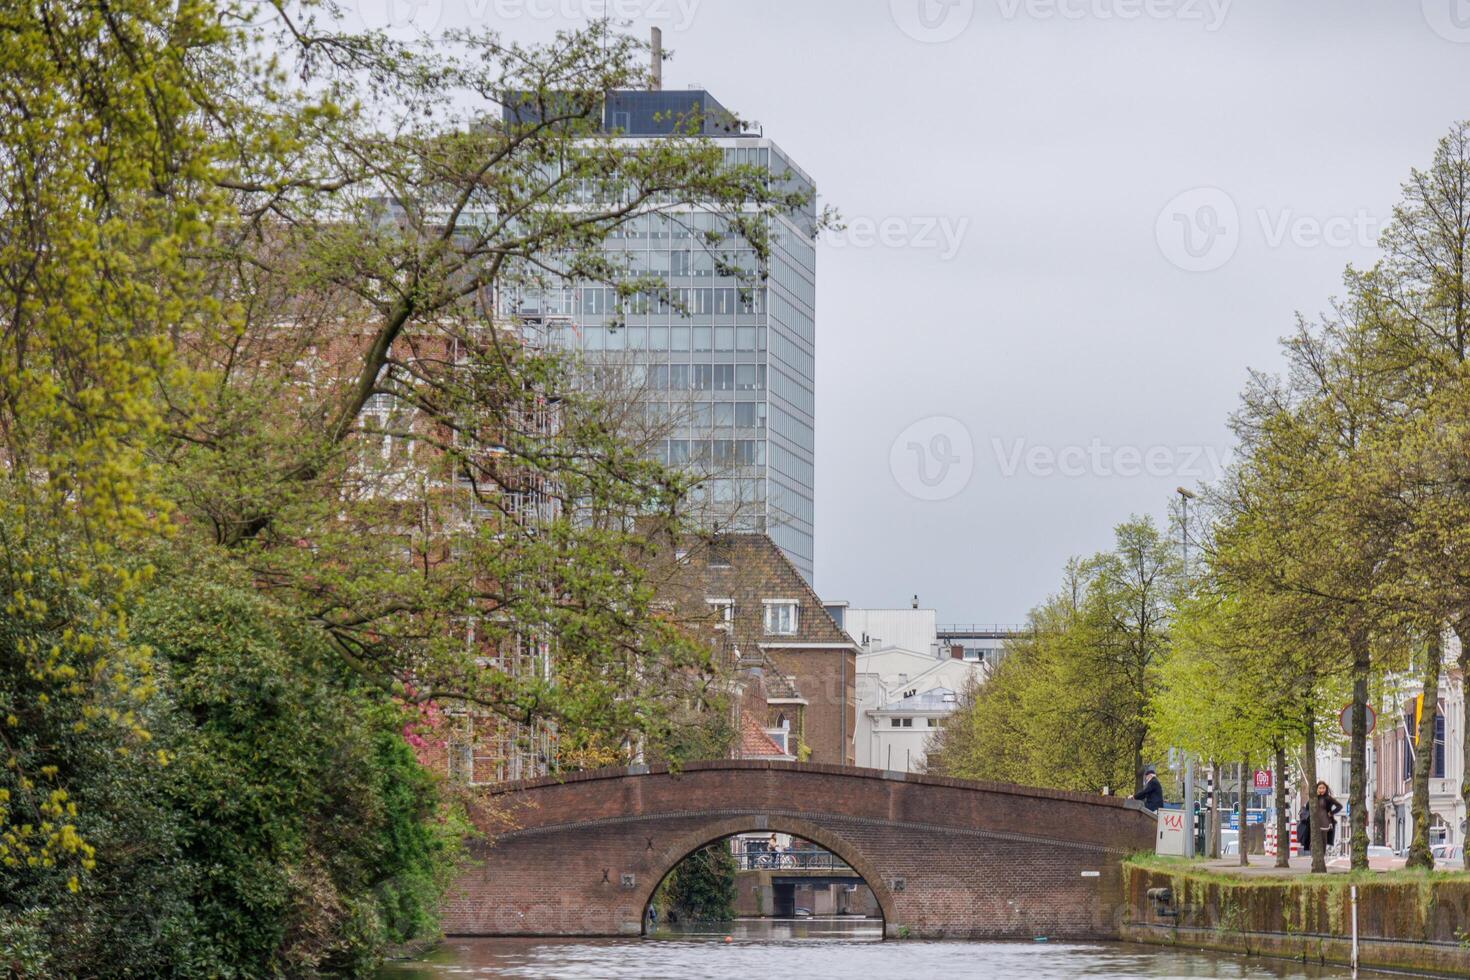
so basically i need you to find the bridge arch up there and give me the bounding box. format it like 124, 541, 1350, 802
441, 761, 1155, 940
635, 814, 896, 932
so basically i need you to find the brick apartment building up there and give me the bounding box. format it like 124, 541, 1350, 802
658, 533, 858, 766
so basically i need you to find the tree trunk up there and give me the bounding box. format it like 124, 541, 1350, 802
1304, 714, 1326, 873
1406, 630, 1443, 870
1458, 618, 1470, 872
1348, 627, 1371, 871
1238, 756, 1249, 867
1273, 741, 1290, 869
1208, 760, 1222, 859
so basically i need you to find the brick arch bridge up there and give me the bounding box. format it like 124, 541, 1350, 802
441, 761, 1155, 940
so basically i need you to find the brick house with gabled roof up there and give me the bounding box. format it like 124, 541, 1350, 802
658, 533, 859, 766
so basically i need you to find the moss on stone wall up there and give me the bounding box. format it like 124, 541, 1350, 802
1122, 857, 1470, 976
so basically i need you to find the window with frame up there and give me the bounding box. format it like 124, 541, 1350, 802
763, 600, 798, 635
705, 598, 733, 626
1434, 712, 1446, 779
447, 740, 474, 782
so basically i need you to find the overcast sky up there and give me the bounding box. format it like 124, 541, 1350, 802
370, 0, 1470, 623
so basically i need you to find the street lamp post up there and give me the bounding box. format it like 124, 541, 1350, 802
1177, 487, 1197, 858
1177, 486, 1195, 579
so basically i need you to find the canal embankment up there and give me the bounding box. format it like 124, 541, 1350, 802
1122, 856, 1470, 976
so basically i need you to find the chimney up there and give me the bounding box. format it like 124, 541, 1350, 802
911, 594, 919, 609
950, 644, 964, 660
650, 27, 663, 91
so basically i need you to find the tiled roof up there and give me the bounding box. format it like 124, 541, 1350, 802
646, 531, 854, 717
668, 533, 855, 648
738, 710, 788, 758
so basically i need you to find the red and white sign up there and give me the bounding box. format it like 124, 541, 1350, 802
1252, 769, 1273, 790
1338, 703, 1377, 737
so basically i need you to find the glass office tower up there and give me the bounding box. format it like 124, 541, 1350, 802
503, 90, 818, 580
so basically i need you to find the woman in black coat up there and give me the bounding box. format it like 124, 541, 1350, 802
1312, 781, 1344, 849
1296, 802, 1312, 851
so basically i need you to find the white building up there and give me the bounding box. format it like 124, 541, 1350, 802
844, 605, 939, 657
855, 648, 986, 773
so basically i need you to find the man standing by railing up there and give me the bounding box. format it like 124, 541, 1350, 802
1134, 766, 1165, 812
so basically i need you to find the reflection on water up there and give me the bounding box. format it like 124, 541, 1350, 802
651, 916, 882, 942
379, 918, 1390, 979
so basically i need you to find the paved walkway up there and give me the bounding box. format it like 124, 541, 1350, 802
1199, 854, 1352, 875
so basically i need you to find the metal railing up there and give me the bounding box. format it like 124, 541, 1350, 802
936, 624, 1029, 636
736, 849, 853, 872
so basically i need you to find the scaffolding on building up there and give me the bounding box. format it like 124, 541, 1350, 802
439, 311, 569, 785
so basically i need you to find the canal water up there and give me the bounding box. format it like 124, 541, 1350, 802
379, 918, 1386, 978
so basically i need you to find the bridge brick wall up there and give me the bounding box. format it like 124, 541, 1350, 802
442, 761, 1155, 940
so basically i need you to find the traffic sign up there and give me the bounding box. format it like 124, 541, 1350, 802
1339, 703, 1377, 737
1252, 769, 1272, 790
1224, 809, 1268, 829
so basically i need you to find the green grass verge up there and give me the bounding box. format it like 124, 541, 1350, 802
1126, 852, 1470, 886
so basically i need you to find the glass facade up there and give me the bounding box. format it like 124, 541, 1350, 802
497, 97, 817, 580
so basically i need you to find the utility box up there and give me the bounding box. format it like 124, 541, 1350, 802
1156, 808, 1188, 856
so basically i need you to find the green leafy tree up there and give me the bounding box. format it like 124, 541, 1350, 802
1210, 304, 1406, 872
929, 519, 1176, 795
1349, 122, 1470, 869
2, 549, 469, 976
3, 0, 794, 969
0, 0, 234, 887
661, 843, 737, 923
149, 12, 824, 763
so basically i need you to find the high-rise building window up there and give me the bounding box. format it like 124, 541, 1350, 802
547, 97, 817, 581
